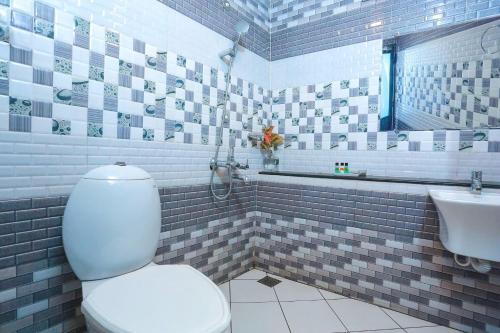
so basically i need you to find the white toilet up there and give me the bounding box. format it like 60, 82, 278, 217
63, 164, 231, 333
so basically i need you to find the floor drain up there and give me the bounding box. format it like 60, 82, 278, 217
257, 276, 282, 287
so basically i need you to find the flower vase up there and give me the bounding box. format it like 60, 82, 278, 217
263, 150, 279, 171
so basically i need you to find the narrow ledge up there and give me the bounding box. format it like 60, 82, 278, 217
259, 171, 500, 189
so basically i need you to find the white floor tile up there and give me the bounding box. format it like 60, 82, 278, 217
318, 288, 346, 300
274, 279, 323, 301
281, 300, 347, 333
327, 298, 400, 332
234, 269, 267, 280
406, 327, 463, 333
219, 282, 230, 303
230, 280, 278, 303
231, 302, 289, 333
383, 308, 437, 328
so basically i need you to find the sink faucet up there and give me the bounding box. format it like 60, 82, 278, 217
470, 170, 482, 194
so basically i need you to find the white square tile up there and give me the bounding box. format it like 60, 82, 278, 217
281, 300, 346, 333
318, 289, 345, 300
234, 269, 266, 280
230, 280, 277, 303
382, 308, 437, 329
231, 302, 289, 333
274, 279, 323, 301
327, 299, 399, 331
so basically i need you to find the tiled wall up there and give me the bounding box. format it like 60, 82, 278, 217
395, 19, 500, 130
270, 0, 500, 60
254, 181, 500, 333
231, 0, 270, 31
0, 182, 256, 332
270, 39, 500, 157
1, 1, 269, 144
0, 0, 271, 199
270, 76, 380, 150
269, 0, 374, 32
3, 179, 500, 333
158, 0, 271, 60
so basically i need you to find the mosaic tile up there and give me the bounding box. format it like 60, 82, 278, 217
33, 18, 54, 38
52, 119, 71, 135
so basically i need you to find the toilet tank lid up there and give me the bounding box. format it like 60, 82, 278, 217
83, 164, 152, 180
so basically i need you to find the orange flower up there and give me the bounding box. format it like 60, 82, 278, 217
260, 126, 283, 151
262, 126, 273, 145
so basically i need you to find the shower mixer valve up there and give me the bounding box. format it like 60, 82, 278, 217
209, 157, 249, 171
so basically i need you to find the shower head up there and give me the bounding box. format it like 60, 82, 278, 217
219, 20, 250, 65
235, 20, 249, 36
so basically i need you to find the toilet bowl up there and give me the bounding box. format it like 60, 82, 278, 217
63, 164, 230, 333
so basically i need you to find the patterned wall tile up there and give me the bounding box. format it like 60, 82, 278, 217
0, 2, 270, 148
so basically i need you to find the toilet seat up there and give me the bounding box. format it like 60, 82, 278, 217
81, 265, 230, 333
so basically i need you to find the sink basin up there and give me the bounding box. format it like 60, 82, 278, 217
429, 189, 500, 262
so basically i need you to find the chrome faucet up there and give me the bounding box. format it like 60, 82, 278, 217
470, 170, 482, 194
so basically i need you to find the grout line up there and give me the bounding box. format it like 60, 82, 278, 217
272, 285, 292, 333
320, 287, 350, 333
380, 308, 404, 330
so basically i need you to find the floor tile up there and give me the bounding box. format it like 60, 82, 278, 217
230, 280, 278, 303
281, 300, 347, 333
327, 298, 400, 331
219, 282, 230, 303
231, 302, 289, 333
274, 279, 323, 301
383, 308, 437, 328
318, 288, 346, 300
356, 328, 406, 333
406, 327, 463, 333
234, 269, 266, 280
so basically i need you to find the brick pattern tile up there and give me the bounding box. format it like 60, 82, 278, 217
0, 182, 257, 332
254, 181, 500, 333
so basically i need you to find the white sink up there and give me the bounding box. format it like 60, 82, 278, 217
429, 189, 500, 262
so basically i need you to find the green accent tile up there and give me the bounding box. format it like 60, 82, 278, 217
104, 83, 117, 97
0, 21, 9, 43
105, 30, 119, 45
143, 128, 154, 141
0, 61, 8, 78
175, 78, 184, 88
176, 55, 186, 67
34, 18, 54, 38
119, 60, 133, 75
194, 72, 203, 83
9, 97, 32, 115
89, 65, 104, 81
54, 57, 72, 74
52, 119, 71, 135
53, 88, 72, 105
144, 104, 155, 116
74, 16, 90, 36
118, 112, 131, 126
87, 122, 103, 137
175, 98, 185, 111
72, 79, 88, 94
145, 55, 157, 69
157, 51, 167, 62
144, 80, 155, 93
